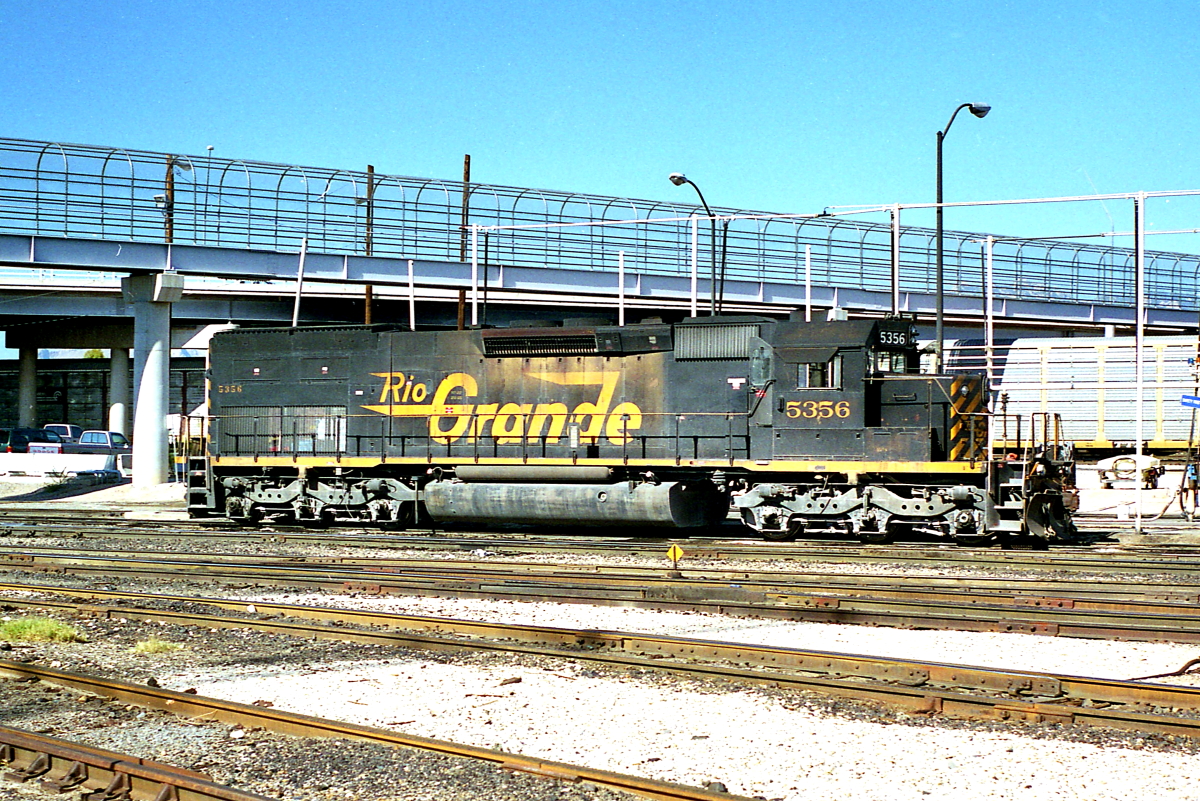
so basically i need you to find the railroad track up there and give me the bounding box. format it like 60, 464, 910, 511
0, 725, 272, 801
8, 519, 1200, 573
4, 509, 1200, 567
4, 544, 1200, 642
0, 660, 749, 801
5, 587, 1200, 740
14, 541, 1191, 597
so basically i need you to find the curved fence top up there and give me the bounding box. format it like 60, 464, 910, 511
0, 135, 1196, 312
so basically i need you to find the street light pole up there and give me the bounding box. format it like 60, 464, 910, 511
670, 173, 718, 316
935, 102, 990, 372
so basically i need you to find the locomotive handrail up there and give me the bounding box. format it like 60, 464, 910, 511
211, 410, 755, 464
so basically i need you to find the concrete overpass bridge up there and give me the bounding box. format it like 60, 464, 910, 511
1, 136, 1197, 484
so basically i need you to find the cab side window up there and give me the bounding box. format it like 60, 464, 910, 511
797, 356, 842, 389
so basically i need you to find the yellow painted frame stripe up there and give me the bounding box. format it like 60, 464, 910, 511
212, 455, 984, 475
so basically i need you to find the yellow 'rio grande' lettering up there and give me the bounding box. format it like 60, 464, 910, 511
377, 373, 429, 404
361, 370, 643, 446
429, 372, 477, 442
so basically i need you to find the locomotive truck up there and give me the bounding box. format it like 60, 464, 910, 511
187, 313, 1078, 545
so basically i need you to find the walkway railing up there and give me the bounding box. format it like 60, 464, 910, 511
1, 136, 1197, 312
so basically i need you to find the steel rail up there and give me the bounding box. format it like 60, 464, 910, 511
5, 545, 1200, 642
12, 543, 1200, 603
8, 522, 1200, 577
0, 724, 272, 801
4, 592, 1200, 739
0, 662, 749, 801
3, 513, 1200, 573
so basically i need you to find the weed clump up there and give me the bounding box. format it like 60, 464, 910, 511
130, 637, 185, 655
0, 616, 87, 643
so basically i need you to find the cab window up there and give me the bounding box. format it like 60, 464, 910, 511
797, 356, 842, 389
874, 351, 910, 373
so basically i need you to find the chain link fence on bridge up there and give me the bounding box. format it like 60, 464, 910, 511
1, 136, 1197, 313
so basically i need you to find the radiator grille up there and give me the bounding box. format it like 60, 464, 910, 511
675, 324, 760, 360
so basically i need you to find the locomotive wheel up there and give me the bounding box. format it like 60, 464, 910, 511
228, 508, 262, 527
760, 527, 796, 542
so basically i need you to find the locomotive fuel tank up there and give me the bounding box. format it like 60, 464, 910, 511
424, 479, 727, 527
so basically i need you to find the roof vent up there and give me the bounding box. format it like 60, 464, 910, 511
482, 329, 599, 357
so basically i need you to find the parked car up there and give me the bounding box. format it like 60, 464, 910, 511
63, 430, 131, 455
0, 427, 64, 453
44, 423, 84, 443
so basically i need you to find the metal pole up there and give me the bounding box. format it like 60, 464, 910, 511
291, 237, 308, 327
408, 259, 416, 331
934, 102, 990, 373
709, 213, 717, 316
470, 225, 479, 326
618, 250, 626, 327
689, 215, 699, 317
164, 156, 175, 244
481, 231, 489, 329
202, 145, 213, 244
670, 175, 716, 315
985, 235, 995, 468
1135, 192, 1146, 534
365, 165, 375, 324
804, 244, 812, 322
935, 129, 944, 372
890, 205, 901, 315
365, 165, 375, 256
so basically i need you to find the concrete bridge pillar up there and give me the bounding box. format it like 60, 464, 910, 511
17, 348, 37, 428
108, 348, 130, 435
122, 273, 184, 486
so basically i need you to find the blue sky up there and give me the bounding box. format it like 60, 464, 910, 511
3, 0, 1200, 250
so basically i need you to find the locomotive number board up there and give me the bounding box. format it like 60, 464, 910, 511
874, 324, 915, 352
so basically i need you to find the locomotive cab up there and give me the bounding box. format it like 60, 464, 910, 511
730, 314, 1007, 543
748, 316, 982, 465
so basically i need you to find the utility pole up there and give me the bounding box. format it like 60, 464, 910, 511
365, 164, 375, 324
459, 155, 471, 261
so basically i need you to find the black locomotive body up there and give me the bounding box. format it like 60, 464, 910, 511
190, 314, 1077, 544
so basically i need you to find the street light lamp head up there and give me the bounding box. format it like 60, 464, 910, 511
968, 103, 991, 119
669, 172, 688, 186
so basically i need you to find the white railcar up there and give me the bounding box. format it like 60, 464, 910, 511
947, 336, 1200, 450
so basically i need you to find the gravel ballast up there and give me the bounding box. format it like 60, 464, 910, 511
4, 572, 1200, 801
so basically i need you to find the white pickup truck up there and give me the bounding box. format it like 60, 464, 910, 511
62, 430, 132, 456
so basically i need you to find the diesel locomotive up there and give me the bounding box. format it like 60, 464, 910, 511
188, 313, 1078, 545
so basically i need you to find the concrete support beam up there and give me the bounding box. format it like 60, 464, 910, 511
17, 348, 36, 427
122, 273, 184, 487
108, 348, 130, 435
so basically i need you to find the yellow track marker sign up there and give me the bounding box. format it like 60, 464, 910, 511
666, 544, 685, 569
